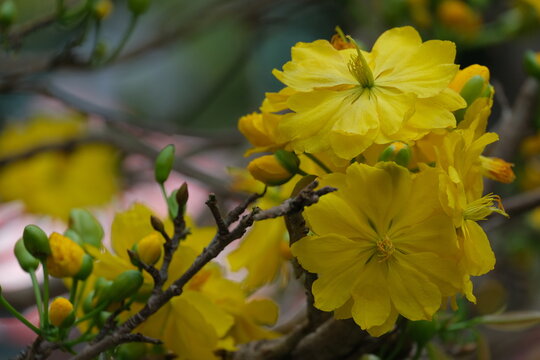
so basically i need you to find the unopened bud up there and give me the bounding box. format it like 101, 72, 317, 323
23, 225, 51, 260
136, 233, 162, 265
248, 154, 295, 186
150, 215, 165, 233
105, 270, 144, 303
94, 277, 113, 306
93, 0, 113, 20
47, 233, 85, 278
74, 254, 94, 280
480, 156, 516, 184
524, 51, 540, 80
0, 0, 17, 30
115, 342, 148, 360
14, 239, 39, 273
155, 144, 175, 184
97, 311, 114, 328
176, 182, 189, 208
128, 0, 151, 15
378, 142, 412, 167
49, 297, 75, 328
69, 209, 104, 248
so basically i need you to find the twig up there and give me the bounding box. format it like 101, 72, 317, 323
66, 181, 334, 360
226, 189, 266, 226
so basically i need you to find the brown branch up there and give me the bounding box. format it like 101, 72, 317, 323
66, 181, 334, 360
484, 188, 540, 232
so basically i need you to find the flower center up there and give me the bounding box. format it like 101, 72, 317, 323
376, 234, 394, 262
346, 36, 375, 89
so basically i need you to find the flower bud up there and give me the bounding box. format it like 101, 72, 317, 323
97, 311, 114, 328
128, 0, 151, 15
47, 232, 85, 278
64, 229, 83, 246
136, 233, 162, 265
69, 209, 104, 248
94, 277, 113, 306
449, 64, 492, 122
524, 51, 540, 80
82, 291, 95, 314
437, 0, 481, 36
74, 254, 94, 280
378, 142, 412, 167
105, 270, 144, 303
275, 150, 300, 174
23, 225, 51, 260
480, 156, 516, 184
247, 154, 295, 186
150, 215, 165, 233
14, 239, 39, 273
92, 0, 113, 20
154, 144, 175, 184
49, 297, 75, 328
0, 0, 17, 30
175, 182, 189, 209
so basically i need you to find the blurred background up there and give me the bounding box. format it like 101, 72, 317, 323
1, 0, 540, 358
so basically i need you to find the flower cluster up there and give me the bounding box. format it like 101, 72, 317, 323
236, 26, 514, 335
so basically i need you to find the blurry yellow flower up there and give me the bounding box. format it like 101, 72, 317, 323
273, 26, 465, 160
407, 0, 433, 28
437, 0, 482, 37
521, 132, 540, 158
49, 297, 74, 327
47, 232, 85, 278
520, 0, 540, 17
0, 116, 118, 219
292, 162, 463, 336
93, 0, 113, 19
86, 203, 278, 358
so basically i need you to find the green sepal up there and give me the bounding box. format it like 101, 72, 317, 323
460, 75, 485, 106
378, 142, 412, 167
274, 150, 300, 175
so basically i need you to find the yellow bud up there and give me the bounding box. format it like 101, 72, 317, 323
136, 233, 163, 265
437, 0, 481, 36
247, 155, 294, 186
93, 0, 113, 20
47, 232, 85, 278
480, 156, 516, 184
378, 142, 412, 167
449, 64, 490, 93
238, 112, 276, 148
49, 297, 74, 327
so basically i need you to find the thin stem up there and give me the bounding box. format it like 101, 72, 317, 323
0, 296, 42, 335
29, 270, 44, 328
69, 279, 79, 304
42, 264, 50, 329
304, 153, 332, 174
74, 303, 107, 325
107, 14, 138, 63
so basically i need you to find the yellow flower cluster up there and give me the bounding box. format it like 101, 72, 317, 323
0, 115, 119, 219
236, 27, 514, 336
86, 204, 279, 359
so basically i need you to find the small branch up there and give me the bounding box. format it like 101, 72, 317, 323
206, 194, 229, 236
226, 189, 266, 226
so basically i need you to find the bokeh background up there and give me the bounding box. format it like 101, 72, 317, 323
1, 0, 540, 358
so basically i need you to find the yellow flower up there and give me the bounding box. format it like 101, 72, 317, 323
47, 232, 85, 278
93, 0, 113, 19
292, 162, 463, 336
238, 112, 281, 155
479, 156, 515, 184
273, 26, 465, 160
0, 116, 119, 219
86, 203, 278, 358
49, 297, 74, 327
437, 0, 482, 37
407, 0, 433, 28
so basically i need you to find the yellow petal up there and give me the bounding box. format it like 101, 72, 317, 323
111, 203, 156, 261
366, 307, 399, 337
460, 220, 495, 276
182, 290, 234, 338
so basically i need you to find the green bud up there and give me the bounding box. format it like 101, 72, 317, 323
106, 270, 144, 303
154, 144, 175, 184
116, 342, 148, 360
378, 142, 412, 167
14, 239, 39, 272
128, 0, 151, 15
94, 277, 113, 306
274, 150, 300, 175
74, 254, 94, 280
69, 209, 104, 248
524, 51, 540, 80
0, 0, 17, 30
97, 311, 114, 328
460, 75, 485, 106
23, 225, 51, 260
